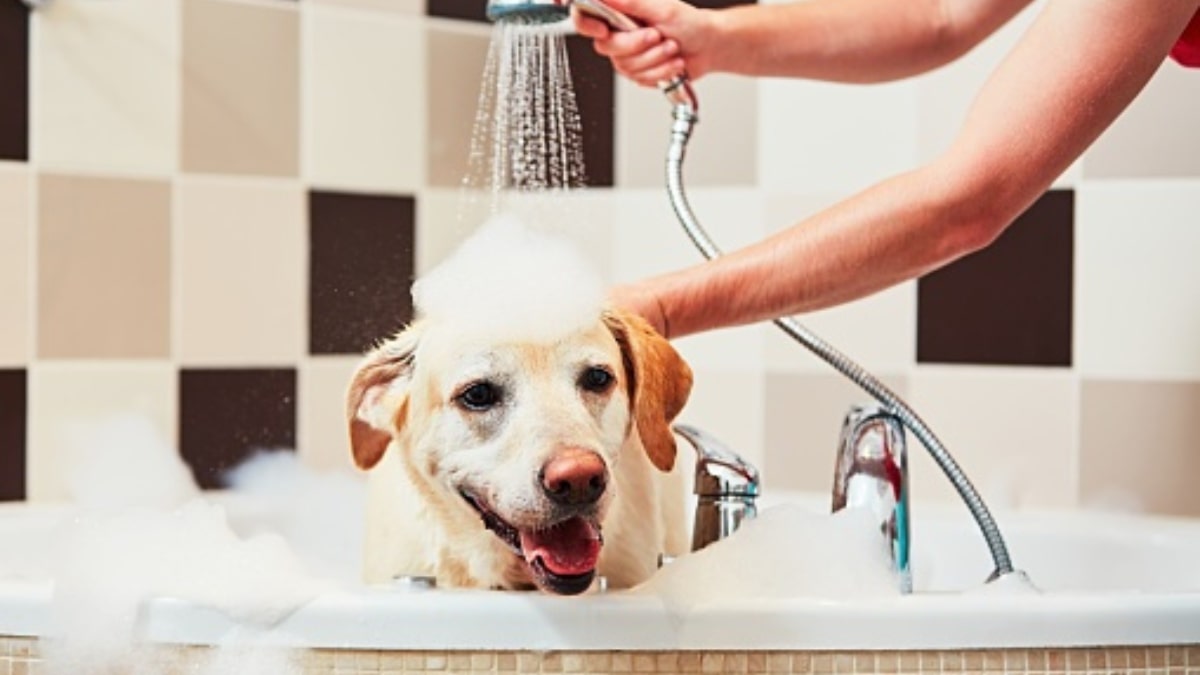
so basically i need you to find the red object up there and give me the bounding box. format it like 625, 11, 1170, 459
1171, 9, 1200, 66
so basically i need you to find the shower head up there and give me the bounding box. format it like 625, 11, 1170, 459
485, 0, 570, 24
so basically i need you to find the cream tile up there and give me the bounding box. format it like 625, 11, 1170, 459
414, 189, 485, 276
676, 371, 766, 477
763, 191, 918, 374
759, 77, 918, 193
1080, 380, 1200, 516
1075, 181, 1200, 380
182, 0, 299, 177
763, 372, 909, 494
176, 177, 304, 365
299, 356, 361, 472
304, 0, 421, 13
27, 362, 176, 502
37, 173, 171, 359
616, 73, 757, 188
0, 166, 30, 366
1083, 61, 1200, 178
426, 22, 492, 188
32, 0, 179, 174
905, 367, 1078, 510
303, 5, 424, 192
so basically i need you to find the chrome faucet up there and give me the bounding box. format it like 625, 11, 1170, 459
674, 424, 759, 552
832, 404, 912, 593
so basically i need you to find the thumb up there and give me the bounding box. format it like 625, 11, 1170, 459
597, 0, 678, 26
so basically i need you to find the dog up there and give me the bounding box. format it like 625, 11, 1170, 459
346, 307, 693, 594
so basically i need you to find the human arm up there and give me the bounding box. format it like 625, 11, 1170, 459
616, 0, 1200, 338
576, 0, 1034, 86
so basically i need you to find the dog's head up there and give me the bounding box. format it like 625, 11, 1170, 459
347, 309, 691, 594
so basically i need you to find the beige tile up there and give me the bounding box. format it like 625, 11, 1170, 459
299, 356, 361, 472
677, 371, 765, 478
176, 177, 304, 365
426, 22, 492, 187
1081, 380, 1200, 516
303, 5, 424, 192
182, 0, 299, 176
763, 372, 908, 494
304, 0, 421, 12
27, 362, 177, 502
37, 173, 171, 359
616, 73, 756, 188
906, 367, 1078, 510
1084, 61, 1200, 178
0, 166, 30, 365
32, 0, 179, 173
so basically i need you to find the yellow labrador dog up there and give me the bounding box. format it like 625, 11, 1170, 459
346, 308, 692, 594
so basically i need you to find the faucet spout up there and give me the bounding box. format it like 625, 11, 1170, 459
833, 404, 912, 593
674, 424, 759, 552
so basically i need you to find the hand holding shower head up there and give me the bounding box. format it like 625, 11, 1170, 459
485, 0, 698, 113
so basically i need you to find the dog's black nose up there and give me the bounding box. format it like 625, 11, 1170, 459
540, 449, 607, 506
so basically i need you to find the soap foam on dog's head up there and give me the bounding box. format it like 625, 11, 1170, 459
412, 215, 605, 343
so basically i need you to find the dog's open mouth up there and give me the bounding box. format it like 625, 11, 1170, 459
460, 490, 602, 595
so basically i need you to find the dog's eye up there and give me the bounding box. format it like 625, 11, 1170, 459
580, 366, 615, 393
458, 382, 501, 411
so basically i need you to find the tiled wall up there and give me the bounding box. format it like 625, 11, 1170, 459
1, 0, 1198, 518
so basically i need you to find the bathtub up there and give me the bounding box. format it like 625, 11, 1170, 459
1, 494, 1198, 674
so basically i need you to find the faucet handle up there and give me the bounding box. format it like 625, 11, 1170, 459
673, 424, 759, 497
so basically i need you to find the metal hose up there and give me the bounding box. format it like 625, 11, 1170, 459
665, 104, 1015, 579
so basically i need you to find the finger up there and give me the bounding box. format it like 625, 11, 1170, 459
572, 10, 610, 39
602, 0, 675, 26
593, 27, 661, 58
621, 58, 686, 89
613, 38, 678, 76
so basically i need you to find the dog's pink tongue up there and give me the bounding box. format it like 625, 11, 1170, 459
520, 518, 601, 576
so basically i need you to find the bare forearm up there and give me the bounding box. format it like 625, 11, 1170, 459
710, 0, 1033, 82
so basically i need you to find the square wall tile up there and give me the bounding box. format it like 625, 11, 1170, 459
0, 370, 26, 501
0, 1, 29, 161
298, 357, 360, 472
1081, 380, 1200, 516
1075, 181, 1200, 380
0, 166, 30, 366
759, 78, 918, 193
180, 368, 296, 490
764, 372, 909, 495
426, 22, 491, 187
676, 371, 765, 475
177, 178, 305, 365
309, 190, 416, 355
567, 35, 615, 188
303, 5, 424, 192
907, 367, 1078, 510
917, 190, 1073, 367
33, 0, 179, 173
426, 0, 486, 22
308, 0, 421, 12
27, 363, 176, 502
617, 72, 755, 188
1083, 61, 1200, 179
37, 173, 171, 359
182, 0, 299, 176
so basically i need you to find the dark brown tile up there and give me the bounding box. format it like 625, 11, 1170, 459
309, 191, 416, 355
427, 0, 486, 22
917, 189, 1073, 366
0, 369, 26, 501
179, 369, 296, 490
0, 1, 29, 161
566, 35, 614, 188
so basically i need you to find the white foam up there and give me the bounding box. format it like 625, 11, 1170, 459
633, 504, 900, 612
412, 214, 605, 343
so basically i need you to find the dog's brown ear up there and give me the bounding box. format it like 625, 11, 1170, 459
604, 309, 693, 472
346, 323, 423, 470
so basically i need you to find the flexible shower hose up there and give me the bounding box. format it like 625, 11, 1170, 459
664, 104, 1015, 580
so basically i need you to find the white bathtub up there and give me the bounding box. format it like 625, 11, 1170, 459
1, 494, 1198, 653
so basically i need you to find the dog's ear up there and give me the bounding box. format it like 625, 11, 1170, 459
346, 323, 423, 470
603, 309, 693, 472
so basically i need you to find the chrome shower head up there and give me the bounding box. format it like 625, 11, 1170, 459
485, 0, 570, 24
